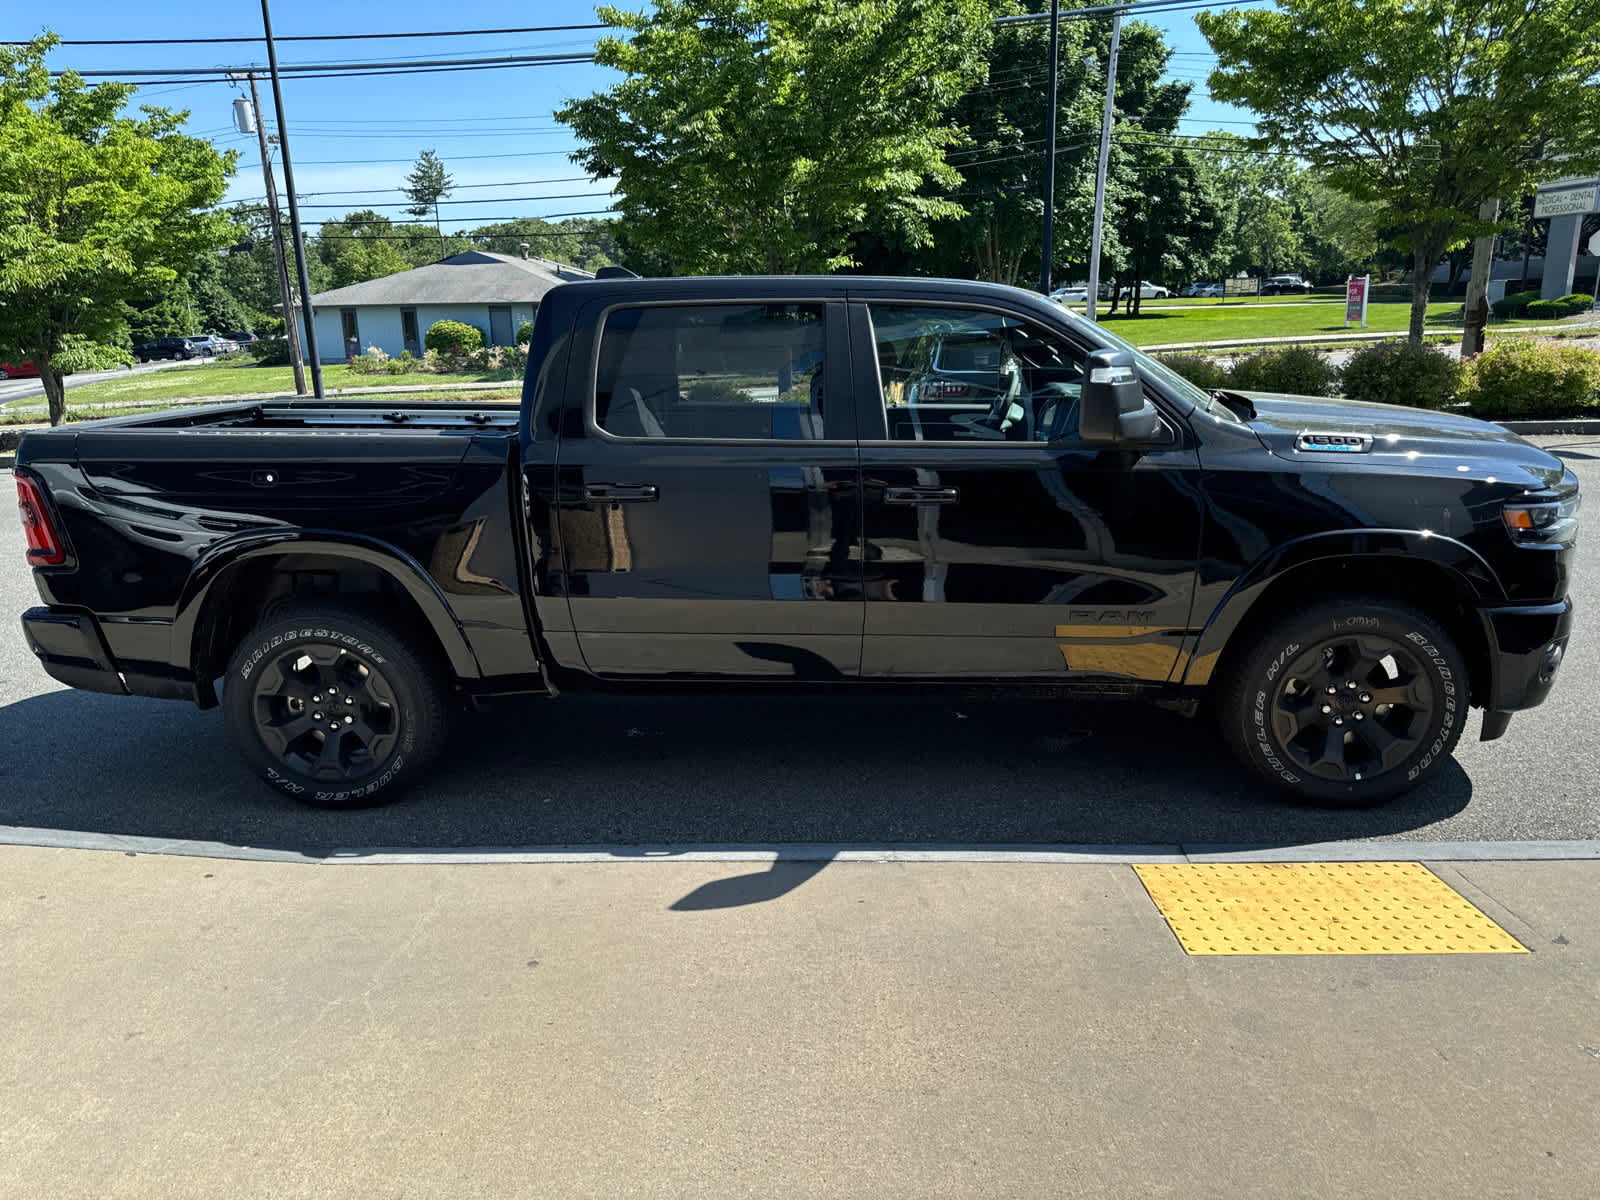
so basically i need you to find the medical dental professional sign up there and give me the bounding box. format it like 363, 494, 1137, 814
1345, 275, 1370, 328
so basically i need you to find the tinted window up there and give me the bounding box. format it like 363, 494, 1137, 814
595, 304, 829, 440
867, 304, 1086, 443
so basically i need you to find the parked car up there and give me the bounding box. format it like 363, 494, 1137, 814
1118, 281, 1171, 301
15, 274, 1577, 811
222, 331, 258, 347
1260, 274, 1313, 295
0, 361, 41, 379
134, 337, 199, 362
185, 336, 228, 357
1192, 283, 1224, 298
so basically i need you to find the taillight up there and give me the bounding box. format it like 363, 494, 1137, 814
15, 471, 68, 566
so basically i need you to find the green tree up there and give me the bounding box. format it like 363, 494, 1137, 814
1199, 0, 1600, 342
216, 203, 286, 322
314, 210, 416, 288
402, 149, 454, 238
557, 0, 992, 273
0, 35, 235, 423
918, 3, 1100, 286
1292, 176, 1378, 283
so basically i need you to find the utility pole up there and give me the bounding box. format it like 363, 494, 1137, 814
1038, 0, 1061, 295
1085, 8, 1123, 323
237, 74, 306, 394
260, 0, 323, 398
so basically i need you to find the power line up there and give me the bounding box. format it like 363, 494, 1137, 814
298, 191, 615, 209
6, 24, 613, 47
53, 52, 597, 79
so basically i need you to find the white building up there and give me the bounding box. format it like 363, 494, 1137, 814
300, 249, 593, 362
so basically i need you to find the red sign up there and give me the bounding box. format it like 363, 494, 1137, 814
1345, 276, 1369, 327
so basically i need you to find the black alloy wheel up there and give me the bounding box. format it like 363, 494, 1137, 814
1268, 634, 1433, 784
249, 643, 400, 783
1219, 595, 1469, 806
223, 604, 450, 808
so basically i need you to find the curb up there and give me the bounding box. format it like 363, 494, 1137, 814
3, 825, 1599, 865
1145, 321, 1591, 354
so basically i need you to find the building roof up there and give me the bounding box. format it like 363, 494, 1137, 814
309, 250, 594, 308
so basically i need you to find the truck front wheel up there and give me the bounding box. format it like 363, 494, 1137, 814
1217, 595, 1469, 806
222, 604, 450, 808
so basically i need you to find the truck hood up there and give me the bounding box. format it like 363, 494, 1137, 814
1239, 391, 1569, 491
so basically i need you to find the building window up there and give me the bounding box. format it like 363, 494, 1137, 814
340, 309, 360, 360
401, 308, 420, 354
488, 305, 513, 347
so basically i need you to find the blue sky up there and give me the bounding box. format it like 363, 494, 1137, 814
9, 1, 1259, 235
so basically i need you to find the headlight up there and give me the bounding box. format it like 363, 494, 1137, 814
1502, 491, 1581, 545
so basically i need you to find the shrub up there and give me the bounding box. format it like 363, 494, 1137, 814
1154, 352, 1226, 390
1491, 289, 1540, 319
248, 337, 290, 365
515, 320, 534, 345
423, 319, 485, 355
1338, 341, 1462, 410
1225, 345, 1339, 396
347, 346, 387, 374
1460, 339, 1600, 418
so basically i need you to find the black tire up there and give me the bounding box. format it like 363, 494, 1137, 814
222, 604, 451, 808
1217, 594, 1469, 807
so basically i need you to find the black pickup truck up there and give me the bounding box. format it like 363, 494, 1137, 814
14, 276, 1579, 809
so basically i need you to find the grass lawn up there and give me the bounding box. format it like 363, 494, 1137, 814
1083, 299, 1555, 347
58, 360, 521, 407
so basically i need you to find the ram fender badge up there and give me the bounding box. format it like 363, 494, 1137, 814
1294, 431, 1373, 453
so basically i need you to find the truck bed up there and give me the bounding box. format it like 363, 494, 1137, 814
68, 397, 523, 434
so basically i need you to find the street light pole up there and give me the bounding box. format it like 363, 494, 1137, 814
243, 74, 306, 395
1085, 9, 1122, 323
259, 0, 323, 398
1039, 0, 1061, 295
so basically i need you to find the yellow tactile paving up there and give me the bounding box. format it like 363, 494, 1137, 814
1133, 862, 1529, 956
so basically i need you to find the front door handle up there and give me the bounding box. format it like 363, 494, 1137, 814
584, 483, 659, 503
884, 486, 959, 505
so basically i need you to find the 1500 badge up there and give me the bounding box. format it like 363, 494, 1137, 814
1295, 431, 1374, 453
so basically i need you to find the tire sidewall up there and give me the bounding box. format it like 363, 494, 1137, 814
224, 614, 424, 808
1235, 603, 1466, 803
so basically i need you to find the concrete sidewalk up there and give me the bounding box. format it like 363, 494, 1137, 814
3, 844, 1596, 1198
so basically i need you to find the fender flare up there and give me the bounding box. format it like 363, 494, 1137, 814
1181, 528, 1503, 688
171, 530, 484, 682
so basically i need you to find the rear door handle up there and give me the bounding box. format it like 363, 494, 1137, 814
584, 483, 659, 503
884, 486, 959, 505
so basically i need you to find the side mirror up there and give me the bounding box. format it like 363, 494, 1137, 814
1078, 349, 1161, 445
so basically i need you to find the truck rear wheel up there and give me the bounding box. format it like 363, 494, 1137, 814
1217, 595, 1468, 806
222, 604, 450, 808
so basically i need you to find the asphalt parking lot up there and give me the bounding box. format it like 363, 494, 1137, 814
1, 438, 1595, 853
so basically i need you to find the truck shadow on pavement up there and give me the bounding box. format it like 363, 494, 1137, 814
1, 688, 1472, 874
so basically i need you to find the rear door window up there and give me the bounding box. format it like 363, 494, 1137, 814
594, 303, 839, 440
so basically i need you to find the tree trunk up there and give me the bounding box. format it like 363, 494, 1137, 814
1462, 198, 1500, 359
1408, 232, 1446, 345
40, 362, 68, 427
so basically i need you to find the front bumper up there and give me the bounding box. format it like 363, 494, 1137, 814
1477, 597, 1573, 739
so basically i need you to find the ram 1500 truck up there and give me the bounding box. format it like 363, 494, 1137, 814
14, 276, 1579, 808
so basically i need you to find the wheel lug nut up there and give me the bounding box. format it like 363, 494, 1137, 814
1333, 716, 1344, 725
1326, 685, 1338, 695
1359, 693, 1371, 703
1346, 681, 1357, 689
1320, 704, 1332, 714
313, 712, 323, 721
1354, 712, 1365, 721
344, 716, 354, 725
